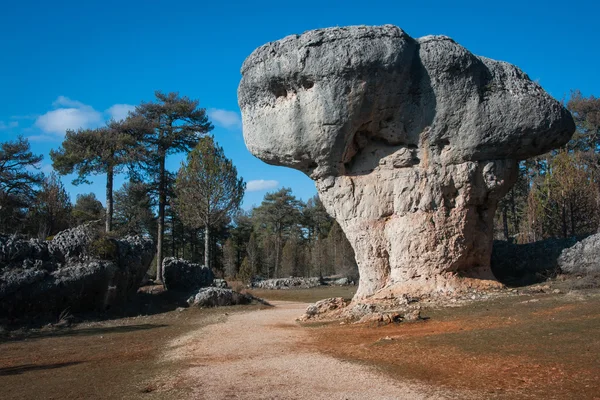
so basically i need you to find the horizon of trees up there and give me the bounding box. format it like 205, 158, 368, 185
1, 89, 598, 282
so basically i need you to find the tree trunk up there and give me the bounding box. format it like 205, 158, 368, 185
502, 205, 509, 241
156, 151, 166, 283
204, 224, 210, 269
171, 213, 176, 257
106, 165, 114, 233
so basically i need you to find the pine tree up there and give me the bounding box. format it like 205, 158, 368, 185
29, 172, 72, 238
0, 136, 44, 233
173, 136, 244, 270
50, 117, 146, 232
72, 193, 105, 225
132, 91, 213, 282
113, 180, 157, 238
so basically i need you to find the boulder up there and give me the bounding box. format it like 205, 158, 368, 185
162, 257, 214, 291
187, 287, 252, 307
213, 278, 229, 288
238, 25, 575, 301
251, 277, 322, 290
299, 297, 349, 321
558, 233, 600, 276
0, 224, 154, 318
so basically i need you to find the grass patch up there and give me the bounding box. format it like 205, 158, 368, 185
247, 285, 357, 303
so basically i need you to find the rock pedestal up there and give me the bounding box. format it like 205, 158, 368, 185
238, 25, 575, 301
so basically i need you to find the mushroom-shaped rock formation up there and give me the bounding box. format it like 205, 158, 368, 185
238, 25, 575, 301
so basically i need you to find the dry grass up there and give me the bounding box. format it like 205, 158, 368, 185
247, 285, 357, 303
0, 305, 262, 400
306, 290, 600, 399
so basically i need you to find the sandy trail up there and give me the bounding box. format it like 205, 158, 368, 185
162, 301, 468, 400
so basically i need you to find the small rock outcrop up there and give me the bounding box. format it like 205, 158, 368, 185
238, 25, 575, 301
0, 223, 154, 318
162, 257, 214, 291
187, 287, 252, 307
251, 277, 322, 290
558, 233, 600, 276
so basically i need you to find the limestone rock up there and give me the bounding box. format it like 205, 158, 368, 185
187, 287, 252, 307
558, 233, 600, 276
213, 278, 229, 289
238, 25, 575, 301
0, 225, 154, 318
162, 257, 214, 292
300, 297, 349, 321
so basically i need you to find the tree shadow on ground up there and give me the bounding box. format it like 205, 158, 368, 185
0, 361, 83, 376
0, 323, 168, 343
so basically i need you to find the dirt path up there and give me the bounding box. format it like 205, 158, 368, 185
160, 301, 469, 399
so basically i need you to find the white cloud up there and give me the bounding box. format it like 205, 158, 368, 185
35, 96, 103, 136
52, 95, 86, 108
246, 179, 279, 192
0, 121, 18, 130
28, 134, 58, 142
208, 108, 242, 130
106, 104, 135, 121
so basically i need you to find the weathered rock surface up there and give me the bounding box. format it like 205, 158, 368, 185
162, 257, 214, 292
213, 278, 229, 289
558, 233, 600, 276
252, 277, 322, 290
0, 223, 154, 318
238, 25, 575, 301
299, 297, 349, 321
187, 287, 253, 307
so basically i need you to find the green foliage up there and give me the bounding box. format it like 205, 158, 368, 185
173, 136, 245, 229
28, 172, 72, 239
527, 151, 599, 239
50, 117, 149, 232
131, 91, 214, 281
173, 136, 245, 270
72, 193, 105, 225
89, 235, 120, 261
113, 180, 156, 237
237, 257, 253, 284
0, 136, 44, 233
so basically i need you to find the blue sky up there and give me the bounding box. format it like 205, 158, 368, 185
1, 0, 598, 209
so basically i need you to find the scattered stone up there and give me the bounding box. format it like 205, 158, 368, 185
187, 287, 253, 308
162, 258, 214, 292
403, 309, 422, 322
356, 312, 403, 325
239, 25, 575, 302
552, 289, 562, 294
252, 277, 322, 290
299, 297, 349, 321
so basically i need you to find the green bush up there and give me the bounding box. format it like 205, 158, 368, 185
89, 236, 119, 261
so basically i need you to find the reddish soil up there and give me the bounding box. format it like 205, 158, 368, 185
306, 291, 600, 399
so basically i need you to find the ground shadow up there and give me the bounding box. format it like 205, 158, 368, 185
491, 237, 581, 287
0, 361, 83, 376
1, 323, 168, 343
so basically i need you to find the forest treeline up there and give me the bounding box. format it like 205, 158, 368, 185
1, 90, 598, 281
494, 90, 600, 242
